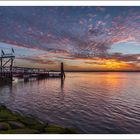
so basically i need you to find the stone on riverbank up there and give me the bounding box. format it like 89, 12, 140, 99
45, 125, 76, 134
0, 108, 17, 121
0, 128, 39, 134
8, 121, 25, 129
0, 122, 10, 131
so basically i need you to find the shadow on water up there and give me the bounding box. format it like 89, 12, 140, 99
0, 81, 13, 93
0, 81, 16, 107
61, 77, 65, 90
59, 77, 65, 101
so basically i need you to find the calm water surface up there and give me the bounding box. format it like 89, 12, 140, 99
0, 72, 140, 133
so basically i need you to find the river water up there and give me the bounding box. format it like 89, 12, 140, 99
0, 72, 140, 133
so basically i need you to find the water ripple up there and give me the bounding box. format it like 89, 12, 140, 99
0, 72, 140, 133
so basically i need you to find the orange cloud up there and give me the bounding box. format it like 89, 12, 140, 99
84, 58, 137, 70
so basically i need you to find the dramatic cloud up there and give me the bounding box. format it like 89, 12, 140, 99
0, 6, 140, 70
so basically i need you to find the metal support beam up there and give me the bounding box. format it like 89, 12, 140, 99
0, 49, 15, 82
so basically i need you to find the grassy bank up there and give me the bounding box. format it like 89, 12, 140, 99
0, 105, 76, 134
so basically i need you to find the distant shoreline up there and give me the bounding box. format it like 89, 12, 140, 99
50, 71, 140, 73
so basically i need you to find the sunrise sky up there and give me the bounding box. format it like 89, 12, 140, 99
0, 6, 140, 71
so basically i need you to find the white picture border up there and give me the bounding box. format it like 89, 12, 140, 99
0, 1, 140, 139
0, 1, 139, 6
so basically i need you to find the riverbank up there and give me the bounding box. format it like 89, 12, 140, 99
0, 105, 76, 134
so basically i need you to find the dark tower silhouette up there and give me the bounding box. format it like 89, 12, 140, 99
61, 62, 65, 78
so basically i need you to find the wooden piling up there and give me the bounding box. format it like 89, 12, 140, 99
61, 62, 65, 78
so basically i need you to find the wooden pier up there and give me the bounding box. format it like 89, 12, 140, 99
0, 49, 65, 84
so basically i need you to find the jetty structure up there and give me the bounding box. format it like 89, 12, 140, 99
0, 49, 65, 83
0, 48, 15, 83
